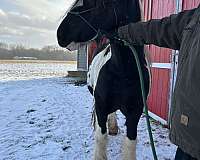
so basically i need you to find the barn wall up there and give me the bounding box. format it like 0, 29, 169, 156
182, 0, 199, 10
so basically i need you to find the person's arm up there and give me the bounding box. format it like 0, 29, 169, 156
118, 8, 196, 50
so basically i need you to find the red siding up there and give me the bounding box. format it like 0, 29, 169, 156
182, 0, 199, 10
148, 68, 171, 120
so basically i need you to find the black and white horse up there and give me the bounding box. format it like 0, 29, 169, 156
57, 0, 150, 159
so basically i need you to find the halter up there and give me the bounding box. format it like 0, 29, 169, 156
69, 9, 99, 34
68, 1, 119, 36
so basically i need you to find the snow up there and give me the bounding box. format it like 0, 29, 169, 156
0, 61, 176, 160
0, 60, 76, 81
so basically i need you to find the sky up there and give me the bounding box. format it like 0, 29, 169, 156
0, 0, 75, 48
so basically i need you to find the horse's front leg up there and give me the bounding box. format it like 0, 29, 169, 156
121, 108, 143, 160
93, 105, 108, 160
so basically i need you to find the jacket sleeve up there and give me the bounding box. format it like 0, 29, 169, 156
118, 8, 196, 50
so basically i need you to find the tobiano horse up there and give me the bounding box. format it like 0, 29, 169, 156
57, 0, 150, 159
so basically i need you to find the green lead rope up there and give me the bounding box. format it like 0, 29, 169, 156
118, 38, 158, 160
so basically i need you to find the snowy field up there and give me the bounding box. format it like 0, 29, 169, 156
0, 60, 76, 81
0, 61, 176, 160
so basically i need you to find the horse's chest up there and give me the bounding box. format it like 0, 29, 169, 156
87, 45, 112, 90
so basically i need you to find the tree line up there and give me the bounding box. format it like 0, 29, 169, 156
0, 42, 77, 61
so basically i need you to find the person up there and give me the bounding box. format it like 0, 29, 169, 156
115, 5, 200, 160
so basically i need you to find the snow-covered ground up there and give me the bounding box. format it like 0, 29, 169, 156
0, 60, 76, 81
0, 61, 176, 160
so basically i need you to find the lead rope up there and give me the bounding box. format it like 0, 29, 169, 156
116, 37, 158, 160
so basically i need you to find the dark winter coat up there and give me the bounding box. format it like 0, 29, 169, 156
118, 5, 200, 159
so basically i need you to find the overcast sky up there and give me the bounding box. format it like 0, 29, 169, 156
0, 0, 75, 48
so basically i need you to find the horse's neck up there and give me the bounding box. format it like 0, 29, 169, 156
110, 43, 147, 74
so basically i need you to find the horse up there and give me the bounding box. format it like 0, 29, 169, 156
57, 0, 150, 159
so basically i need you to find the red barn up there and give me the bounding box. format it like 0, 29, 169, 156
87, 0, 199, 125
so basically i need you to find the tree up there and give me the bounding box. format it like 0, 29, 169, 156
0, 42, 77, 61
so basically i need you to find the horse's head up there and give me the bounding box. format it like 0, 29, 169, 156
57, 0, 141, 48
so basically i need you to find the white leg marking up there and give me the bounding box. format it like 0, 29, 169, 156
122, 137, 137, 160
93, 115, 107, 160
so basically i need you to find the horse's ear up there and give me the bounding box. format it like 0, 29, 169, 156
75, 0, 84, 7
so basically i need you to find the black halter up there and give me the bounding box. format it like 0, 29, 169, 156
68, 1, 119, 36
69, 9, 99, 34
